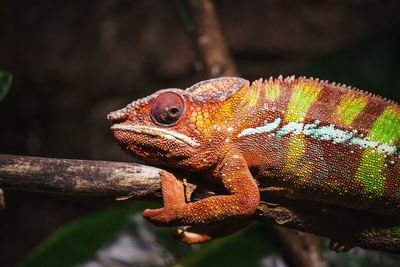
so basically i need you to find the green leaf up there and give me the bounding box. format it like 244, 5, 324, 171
16, 202, 278, 267
0, 71, 12, 102
176, 222, 278, 267
15, 202, 188, 267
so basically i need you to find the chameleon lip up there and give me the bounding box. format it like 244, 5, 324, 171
111, 124, 200, 147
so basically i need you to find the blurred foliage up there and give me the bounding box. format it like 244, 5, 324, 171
175, 223, 276, 267
0, 71, 12, 102
15, 204, 147, 267
16, 203, 400, 267
15, 203, 178, 267
15, 23, 400, 267
15, 203, 277, 267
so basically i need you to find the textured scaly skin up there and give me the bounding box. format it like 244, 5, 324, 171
108, 76, 400, 244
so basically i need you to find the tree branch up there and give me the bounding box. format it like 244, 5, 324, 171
187, 0, 238, 77
257, 196, 400, 254
0, 154, 162, 199
1, 154, 400, 254
274, 227, 328, 267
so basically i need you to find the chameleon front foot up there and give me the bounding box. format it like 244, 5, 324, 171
143, 171, 186, 225
143, 206, 186, 226
143, 151, 260, 226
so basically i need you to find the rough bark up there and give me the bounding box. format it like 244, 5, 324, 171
0, 154, 161, 199
275, 227, 329, 267
187, 0, 238, 77
1, 154, 400, 254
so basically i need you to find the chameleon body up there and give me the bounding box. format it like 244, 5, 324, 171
108, 76, 400, 244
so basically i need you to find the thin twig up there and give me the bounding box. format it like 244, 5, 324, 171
187, 0, 238, 77
275, 228, 328, 267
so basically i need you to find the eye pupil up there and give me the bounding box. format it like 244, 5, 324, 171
169, 107, 179, 116
151, 92, 185, 125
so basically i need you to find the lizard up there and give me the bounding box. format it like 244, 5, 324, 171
107, 76, 400, 245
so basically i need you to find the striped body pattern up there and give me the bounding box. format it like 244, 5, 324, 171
233, 76, 400, 216
109, 76, 400, 244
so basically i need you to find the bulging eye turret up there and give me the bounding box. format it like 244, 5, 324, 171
150, 92, 185, 125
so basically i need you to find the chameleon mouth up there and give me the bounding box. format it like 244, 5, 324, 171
111, 124, 200, 147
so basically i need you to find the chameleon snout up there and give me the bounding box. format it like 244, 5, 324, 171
107, 109, 128, 123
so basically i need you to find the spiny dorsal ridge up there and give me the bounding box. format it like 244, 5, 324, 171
284, 75, 296, 83
260, 75, 398, 107
387, 98, 396, 105
252, 78, 264, 86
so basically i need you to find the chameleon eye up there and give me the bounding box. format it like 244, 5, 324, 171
151, 92, 185, 126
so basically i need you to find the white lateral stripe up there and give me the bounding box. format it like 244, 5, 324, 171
237, 117, 397, 155
238, 118, 282, 137
111, 124, 199, 147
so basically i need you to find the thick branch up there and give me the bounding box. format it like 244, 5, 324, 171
0, 154, 162, 199
1, 0, 399, 258
1, 154, 400, 254
257, 197, 400, 254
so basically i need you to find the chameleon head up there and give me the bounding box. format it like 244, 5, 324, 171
107, 77, 249, 170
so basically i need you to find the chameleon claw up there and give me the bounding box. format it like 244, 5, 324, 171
173, 226, 212, 244
329, 240, 353, 253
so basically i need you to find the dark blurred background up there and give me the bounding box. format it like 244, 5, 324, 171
1, 0, 400, 266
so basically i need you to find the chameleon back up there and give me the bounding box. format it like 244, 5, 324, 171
232, 76, 400, 216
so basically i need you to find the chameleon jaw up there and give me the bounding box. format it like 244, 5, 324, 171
111, 124, 200, 147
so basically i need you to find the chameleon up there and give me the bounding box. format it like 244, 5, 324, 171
108, 76, 400, 245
